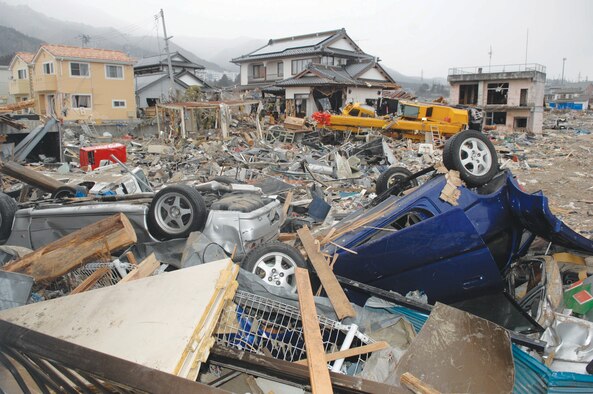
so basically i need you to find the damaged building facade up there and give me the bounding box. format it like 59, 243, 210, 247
134, 51, 212, 112
232, 28, 398, 117
448, 63, 546, 134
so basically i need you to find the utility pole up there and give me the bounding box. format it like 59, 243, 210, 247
159, 9, 175, 94
77, 34, 91, 47
561, 57, 567, 86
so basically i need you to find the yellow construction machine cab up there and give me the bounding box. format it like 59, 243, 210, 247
398, 101, 469, 126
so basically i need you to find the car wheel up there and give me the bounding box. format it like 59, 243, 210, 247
442, 132, 462, 170
52, 185, 87, 199
375, 166, 418, 195
148, 184, 207, 240
0, 192, 17, 240
443, 130, 498, 187
241, 241, 307, 293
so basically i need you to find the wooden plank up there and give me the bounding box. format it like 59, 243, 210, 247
70, 266, 110, 294
294, 341, 390, 366
400, 372, 441, 394
278, 232, 297, 241
295, 267, 333, 394
0, 159, 66, 193
118, 253, 160, 284
553, 252, 585, 265
125, 251, 138, 265
2, 213, 137, 282
283, 190, 293, 216
209, 345, 403, 394
297, 226, 356, 320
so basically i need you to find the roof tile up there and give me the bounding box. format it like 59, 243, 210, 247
41, 44, 134, 63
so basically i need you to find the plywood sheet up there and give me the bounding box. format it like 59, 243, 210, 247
0, 259, 238, 380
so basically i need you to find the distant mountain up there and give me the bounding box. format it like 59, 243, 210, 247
174, 36, 267, 71
0, 25, 44, 65
0, 1, 226, 71
383, 65, 447, 87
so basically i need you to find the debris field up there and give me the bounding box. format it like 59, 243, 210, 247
0, 103, 593, 393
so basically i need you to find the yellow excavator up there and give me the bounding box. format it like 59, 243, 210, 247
312, 101, 483, 141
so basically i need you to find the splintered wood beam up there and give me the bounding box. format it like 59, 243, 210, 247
118, 253, 160, 284
295, 267, 333, 394
0, 159, 66, 193
400, 372, 441, 394
294, 341, 390, 366
70, 266, 110, 294
2, 213, 137, 282
297, 226, 356, 320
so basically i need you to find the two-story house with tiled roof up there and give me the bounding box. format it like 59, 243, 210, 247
8, 52, 35, 104
12, 44, 137, 121
232, 28, 398, 117
134, 51, 212, 109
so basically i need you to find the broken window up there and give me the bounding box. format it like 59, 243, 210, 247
356, 209, 434, 246
43, 62, 54, 75
105, 64, 124, 79
520, 89, 528, 106
401, 105, 420, 118
291, 59, 312, 75
486, 112, 507, 125
146, 98, 160, 107
72, 94, 92, 108
17, 69, 27, 79
459, 84, 478, 105
514, 117, 527, 128
251, 64, 264, 79
487, 83, 509, 104
294, 94, 308, 117
70, 62, 90, 77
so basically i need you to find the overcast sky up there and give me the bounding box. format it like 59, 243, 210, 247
10, 0, 593, 80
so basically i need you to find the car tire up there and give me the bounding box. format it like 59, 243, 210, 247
52, 185, 87, 199
148, 184, 207, 240
0, 192, 17, 240
241, 241, 307, 293
443, 130, 498, 187
375, 166, 418, 195
442, 132, 462, 170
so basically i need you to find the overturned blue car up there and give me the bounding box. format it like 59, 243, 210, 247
317, 131, 593, 304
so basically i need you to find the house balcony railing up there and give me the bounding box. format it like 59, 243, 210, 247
448, 63, 546, 76
9, 79, 30, 95
247, 74, 284, 84
33, 75, 57, 92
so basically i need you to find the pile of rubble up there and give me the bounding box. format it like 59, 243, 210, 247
1, 108, 593, 393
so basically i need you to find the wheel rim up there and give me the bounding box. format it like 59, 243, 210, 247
252, 252, 298, 292
387, 174, 407, 189
458, 137, 492, 177
154, 192, 194, 234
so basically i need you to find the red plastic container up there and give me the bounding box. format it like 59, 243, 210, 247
80, 143, 127, 170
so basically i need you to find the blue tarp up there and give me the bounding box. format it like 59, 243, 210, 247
383, 306, 593, 393
550, 102, 585, 110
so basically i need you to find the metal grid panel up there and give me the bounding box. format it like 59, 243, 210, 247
216, 290, 373, 374
67, 260, 135, 290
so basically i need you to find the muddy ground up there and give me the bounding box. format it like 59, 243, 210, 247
503, 111, 593, 237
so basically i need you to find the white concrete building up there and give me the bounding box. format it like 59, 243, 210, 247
447, 64, 546, 133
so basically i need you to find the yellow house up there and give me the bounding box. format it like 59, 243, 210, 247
8, 52, 35, 104
28, 44, 137, 121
